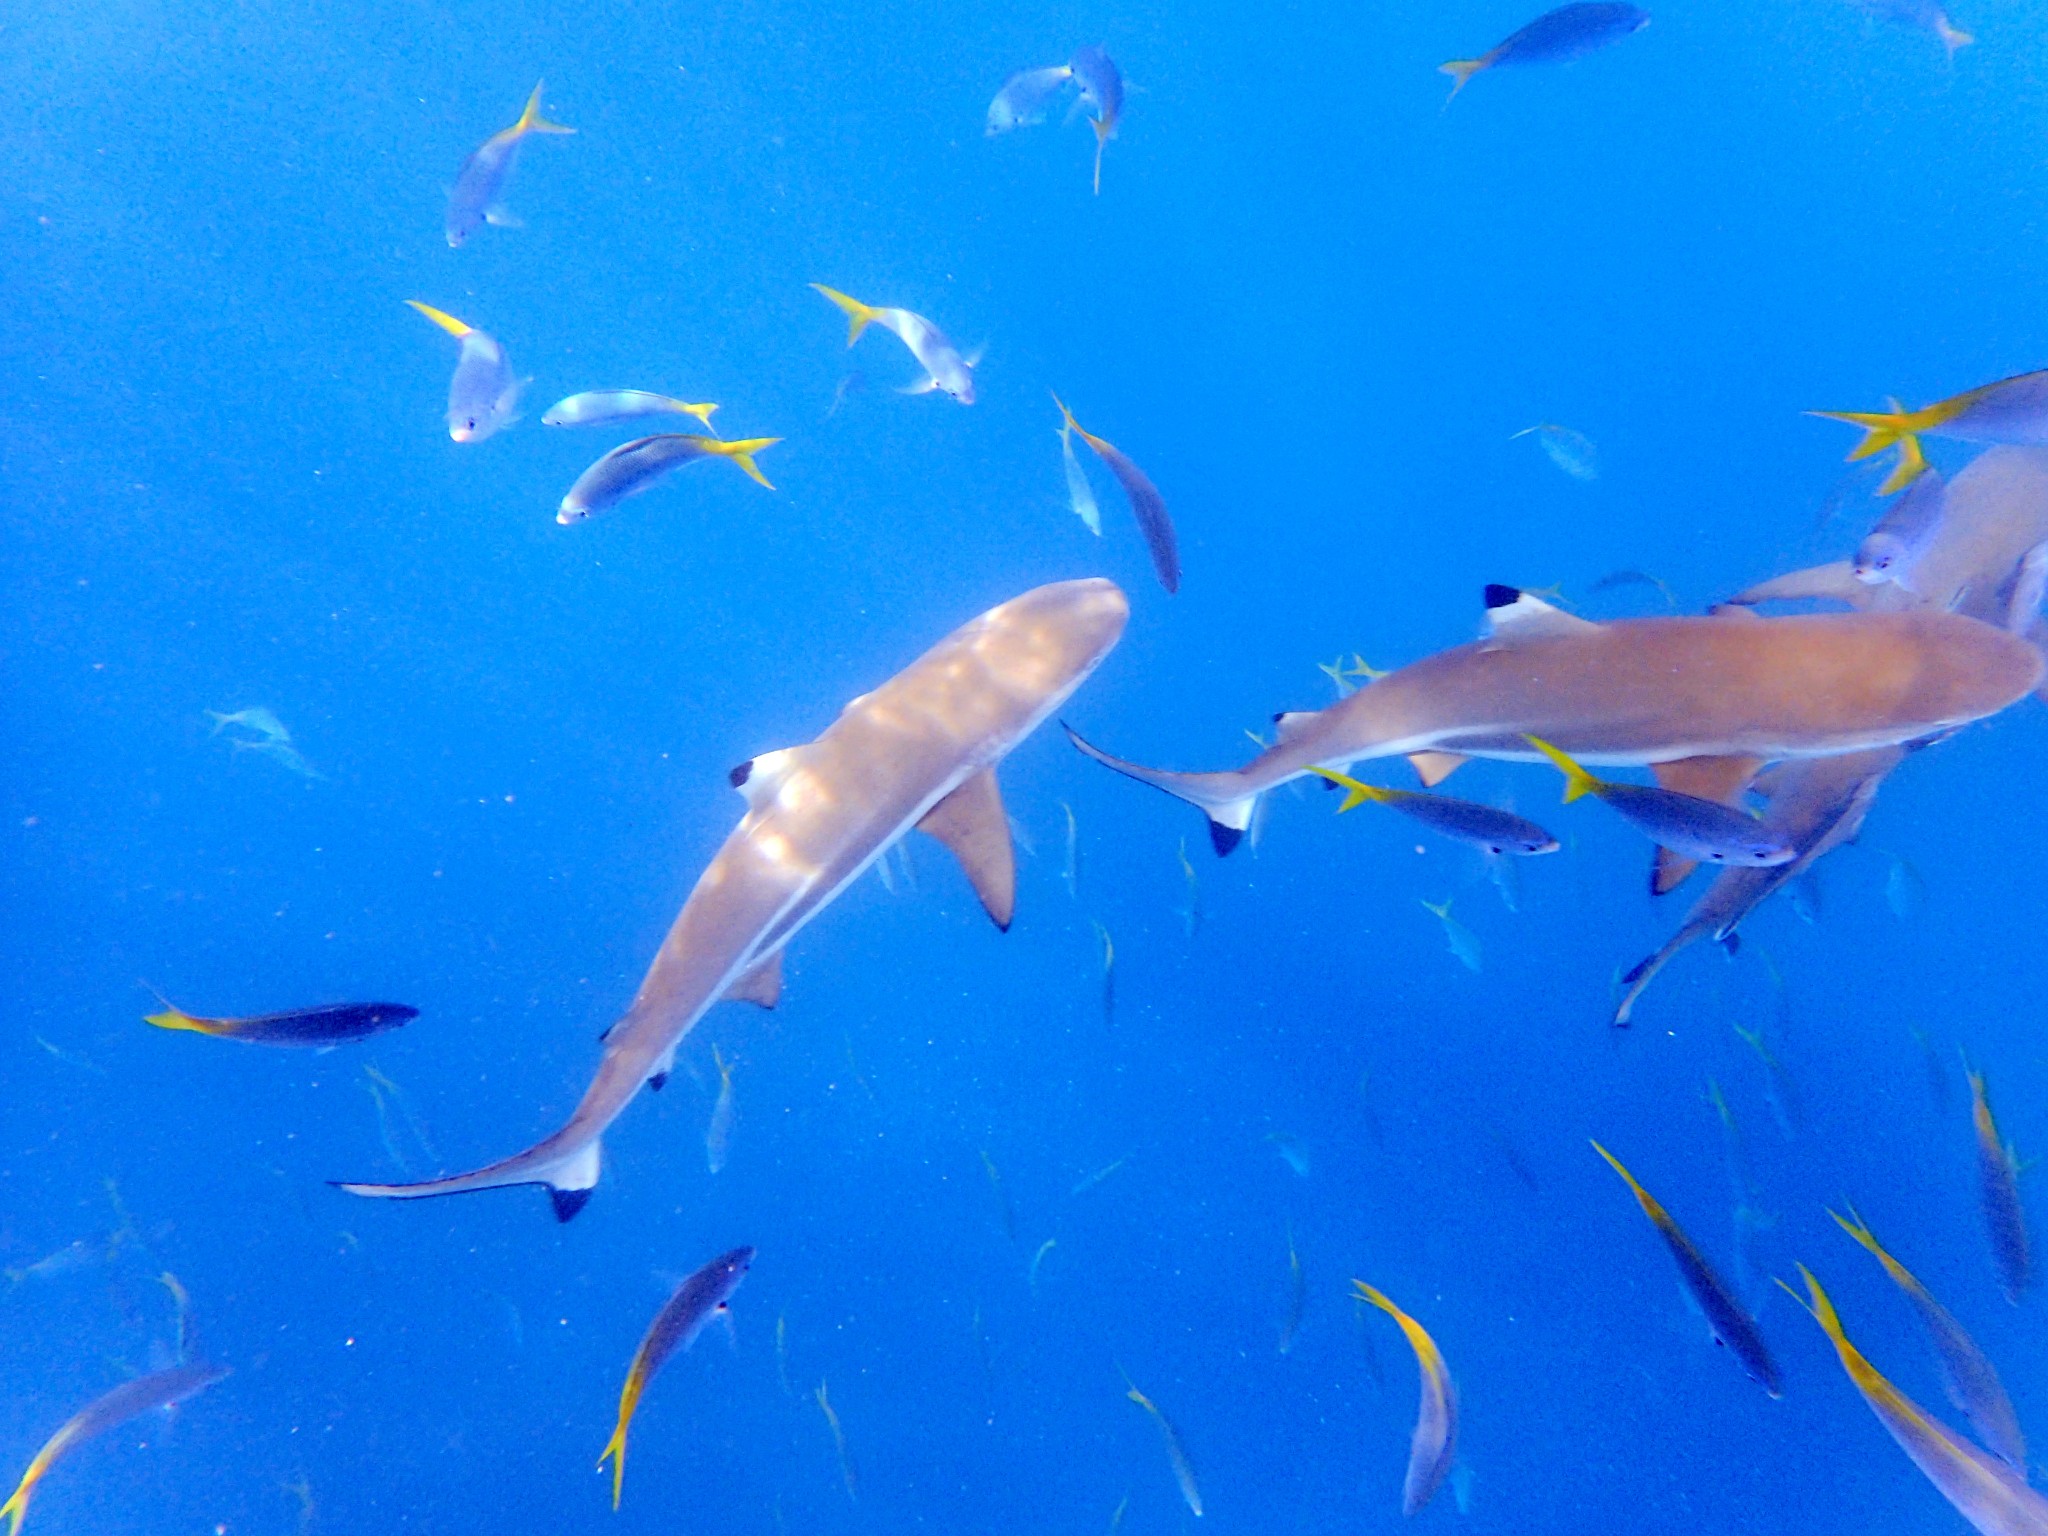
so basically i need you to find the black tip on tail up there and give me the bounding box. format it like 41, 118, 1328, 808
1619, 956, 1652, 987
1483, 583, 1521, 609
549, 1187, 593, 1223
1209, 821, 1243, 857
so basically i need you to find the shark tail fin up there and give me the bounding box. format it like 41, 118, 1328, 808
335, 1135, 601, 1222
517, 81, 575, 134
704, 436, 781, 489
1523, 736, 1600, 803
1063, 722, 1260, 856
811, 285, 880, 346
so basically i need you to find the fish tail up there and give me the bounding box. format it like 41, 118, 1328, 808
405, 300, 473, 339
1090, 118, 1108, 195
1307, 766, 1385, 813
1937, 17, 1973, 53
1438, 58, 1486, 99
1829, 1204, 1884, 1258
598, 1420, 628, 1510
811, 285, 879, 346
1050, 391, 1085, 435
0, 1473, 35, 1536
143, 1006, 214, 1035
1807, 406, 1934, 492
334, 1133, 603, 1223
516, 81, 575, 135
704, 436, 781, 489
1063, 722, 1261, 857
683, 401, 719, 428
1523, 735, 1599, 803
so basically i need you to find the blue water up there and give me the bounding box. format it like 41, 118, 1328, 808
7, 0, 2048, 1531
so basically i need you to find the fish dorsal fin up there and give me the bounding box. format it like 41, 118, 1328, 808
916, 767, 1016, 930
1408, 750, 1467, 787
723, 951, 784, 1009
1644, 756, 1762, 895
1272, 710, 1319, 743
730, 747, 801, 810
1482, 584, 1600, 642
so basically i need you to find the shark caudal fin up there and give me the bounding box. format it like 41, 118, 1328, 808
702, 436, 782, 489
1524, 735, 1602, 804
1063, 722, 1260, 856
335, 1135, 602, 1222
811, 285, 881, 346
515, 81, 575, 135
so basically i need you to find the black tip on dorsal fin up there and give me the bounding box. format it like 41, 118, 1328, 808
1484, 583, 1521, 609
549, 1186, 593, 1223
729, 760, 754, 788
1209, 821, 1243, 857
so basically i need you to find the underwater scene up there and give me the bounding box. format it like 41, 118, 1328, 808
9, 0, 2048, 1530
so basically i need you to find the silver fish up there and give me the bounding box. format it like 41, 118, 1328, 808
445, 82, 573, 248
558, 433, 780, 523
407, 302, 521, 443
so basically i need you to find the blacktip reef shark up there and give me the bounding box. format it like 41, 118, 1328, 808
1068, 584, 2042, 854
338, 578, 1128, 1220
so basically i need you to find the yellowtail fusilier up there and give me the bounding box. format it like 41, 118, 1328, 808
1309, 767, 1558, 855
543, 392, 718, 430
1070, 45, 1123, 193
1525, 735, 1792, 867
1351, 1282, 1457, 1516
1053, 395, 1179, 594
1123, 1377, 1202, 1517
986, 64, 1075, 134
445, 81, 573, 247
598, 1247, 754, 1509
1815, 368, 2048, 493
811, 285, 976, 403
557, 433, 780, 524
144, 998, 416, 1047
1440, 3, 1649, 98
1968, 1064, 2032, 1304
407, 302, 521, 443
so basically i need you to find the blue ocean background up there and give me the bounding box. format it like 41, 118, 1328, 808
7, 0, 2048, 1530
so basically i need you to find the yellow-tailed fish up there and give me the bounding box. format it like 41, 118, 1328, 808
145, 998, 416, 1047
1420, 897, 1482, 972
0, 1363, 227, 1535
1309, 766, 1558, 855
815, 1380, 858, 1502
811, 285, 975, 403
1060, 421, 1104, 535
1067, 584, 2038, 856
705, 1046, 736, 1174
1590, 1141, 1781, 1394
1969, 1064, 2032, 1304
1440, 3, 1649, 99
599, 1246, 754, 1509
1832, 1206, 2025, 1468
1784, 1265, 2048, 1535
1814, 369, 2048, 494
543, 391, 718, 430
558, 433, 779, 523
407, 301, 521, 443
446, 81, 573, 248
1124, 1378, 1203, 1517
1527, 735, 1792, 866
1070, 45, 1123, 194
1350, 1281, 1457, 1516
1053, 394, 1179, 593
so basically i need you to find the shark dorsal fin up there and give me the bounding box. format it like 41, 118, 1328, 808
1408, 751, 1467, 787
916, 767, 1016, 930
730, 747, 801, 810
1483, 584, 1600, 641
724, 950, 784, 1008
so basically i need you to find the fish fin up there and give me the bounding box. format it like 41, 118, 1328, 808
896, 376, 941, 395
701, 435, 780, 489
1063, 722, 1258, 857
916, 767, 1017, 930
515, 81, 575, 134
1649, 847, 1699, 896
335, 1135, 602, 1221
406, 299, 473, 339
1091, 116, 1108, 194
598, 1418, 629, 1510
1408, 750, 1467, 787
1809, 407, 1932, 492
724, 951, 785, 1008
730, 746, 802, 808
1720, 560, 1868, 610
1523, 736, 1601, 804
1938, 17, 1972, 53
143, 1006, 216, 1035
1652, 754, 1764, 805
1482, 584, 1600, 642
1438, 57, 1486, 99
1307, 766, 1384, 813
1272, 710, 1319, 743
684, 402, 719, 428
0, 1482, 29, 1536
811, 284, 880, 345
483, 205, 523, 229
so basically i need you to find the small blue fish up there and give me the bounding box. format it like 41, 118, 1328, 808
1059, 423, 1103, 535
408, 302, 521, 443
1070, 45, 1124, 193
1441, 3, 1650, 98
446, 82, 574, 248
1421, 897, 1483, 972
987, 64, 1075, 135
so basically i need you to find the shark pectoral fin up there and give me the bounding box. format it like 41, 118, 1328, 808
1407, 751, 1468, 788
730, 747, 802, 808
917, 768, 1017, 930
1481, 584, 1600, 643
1649, 846, 1699, 896
1722, 561, 1866, 609
724, 951, 785, 1009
